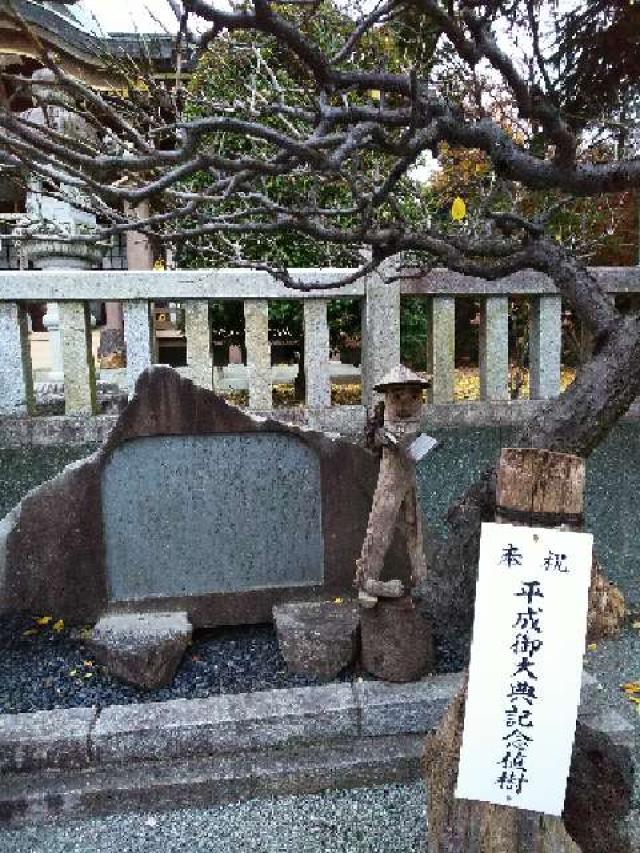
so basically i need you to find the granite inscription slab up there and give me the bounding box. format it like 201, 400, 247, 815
102, 434, 324, 600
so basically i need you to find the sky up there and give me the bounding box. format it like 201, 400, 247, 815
72, 0, 182, 34
67, 0, 578, 181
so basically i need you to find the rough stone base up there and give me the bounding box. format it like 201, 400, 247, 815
273, 599, 360, 680
564, 676, 637, 853
360, 597, 434, 682
89, 612, 192, 690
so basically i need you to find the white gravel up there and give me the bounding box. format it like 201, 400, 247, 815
0, 783, 427, 853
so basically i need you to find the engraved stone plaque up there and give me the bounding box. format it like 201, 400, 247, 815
102, 434, 324, 601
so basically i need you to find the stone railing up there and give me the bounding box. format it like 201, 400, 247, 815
1, 264, 639, 436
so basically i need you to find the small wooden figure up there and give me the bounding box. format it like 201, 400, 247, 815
356, 365, 435, 607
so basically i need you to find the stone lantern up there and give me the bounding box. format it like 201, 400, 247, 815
17, 68, 107, 381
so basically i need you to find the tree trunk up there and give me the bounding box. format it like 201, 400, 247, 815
423, 448, 589, 853
424, 679, 581, 853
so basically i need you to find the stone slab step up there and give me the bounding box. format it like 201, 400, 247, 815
93, 683, 360, 764
0, 675, 462, 774
0, 734, 424, 829
0, 707, 96, 772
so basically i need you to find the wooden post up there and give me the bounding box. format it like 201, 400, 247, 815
424, 449, 588, 853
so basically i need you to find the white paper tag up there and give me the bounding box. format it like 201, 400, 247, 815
406, 433, 438, 461
455, 522, 593, 816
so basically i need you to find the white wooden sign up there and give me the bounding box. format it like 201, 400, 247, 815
455, 522, 593, 816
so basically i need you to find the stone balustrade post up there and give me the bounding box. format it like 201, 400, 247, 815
361, 264, 401, 411
123, 300, 153, 395
0, 303, 35, 415
426, 296, 455, 403
21, 239, 105, 413
185, 301, 213, 390
42, 302, 63, 381
244, 300, 272, 410
529, 294, 562, 399
59, 302, 97, 414
479, 296, 509, 400
303, 299, 331, 409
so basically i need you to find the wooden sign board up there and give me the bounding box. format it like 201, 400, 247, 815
455, 522, 593, 816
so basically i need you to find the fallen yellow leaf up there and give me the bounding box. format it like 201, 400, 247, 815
334, 597, 344, 605
52, 619, 65, 633
621, 682, 640, 693
83, 660, 94, 668
84, 672, 94, 679
629, 696, 640, 705
69, 669, 78, 677
587, 643, 597, 651
22, 629, 38, 636
36, 616, 52, 626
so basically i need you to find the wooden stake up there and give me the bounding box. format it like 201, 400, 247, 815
496, 449, 624, 641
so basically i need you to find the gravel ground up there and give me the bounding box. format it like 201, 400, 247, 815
0, 782, 427, 853
0, 615, 361, 714
583, 622, 640, 733
582, 620, 640, 808
0, 610, 469, 714
0, 444, 98, 519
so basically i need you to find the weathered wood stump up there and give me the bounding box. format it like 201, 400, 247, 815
424, 677, 581, 853
360, 596, 434, 682
423, 448, 629, 853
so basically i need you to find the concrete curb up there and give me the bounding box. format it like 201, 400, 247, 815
92, 684, 360, 765
0, 707, 97, 772
0, 674, 462, 827
0, 401, 561, 449
0, 735, 425, 828
3, 402, 640, 448
0, 675, 461, 773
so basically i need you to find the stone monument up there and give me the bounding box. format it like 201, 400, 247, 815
0, 367, 414, 630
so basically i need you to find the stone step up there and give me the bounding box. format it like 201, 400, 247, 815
0, 676, 462, 776
0, 734, 424, 829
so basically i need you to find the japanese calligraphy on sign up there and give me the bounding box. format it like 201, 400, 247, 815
455, 522, 593, 816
